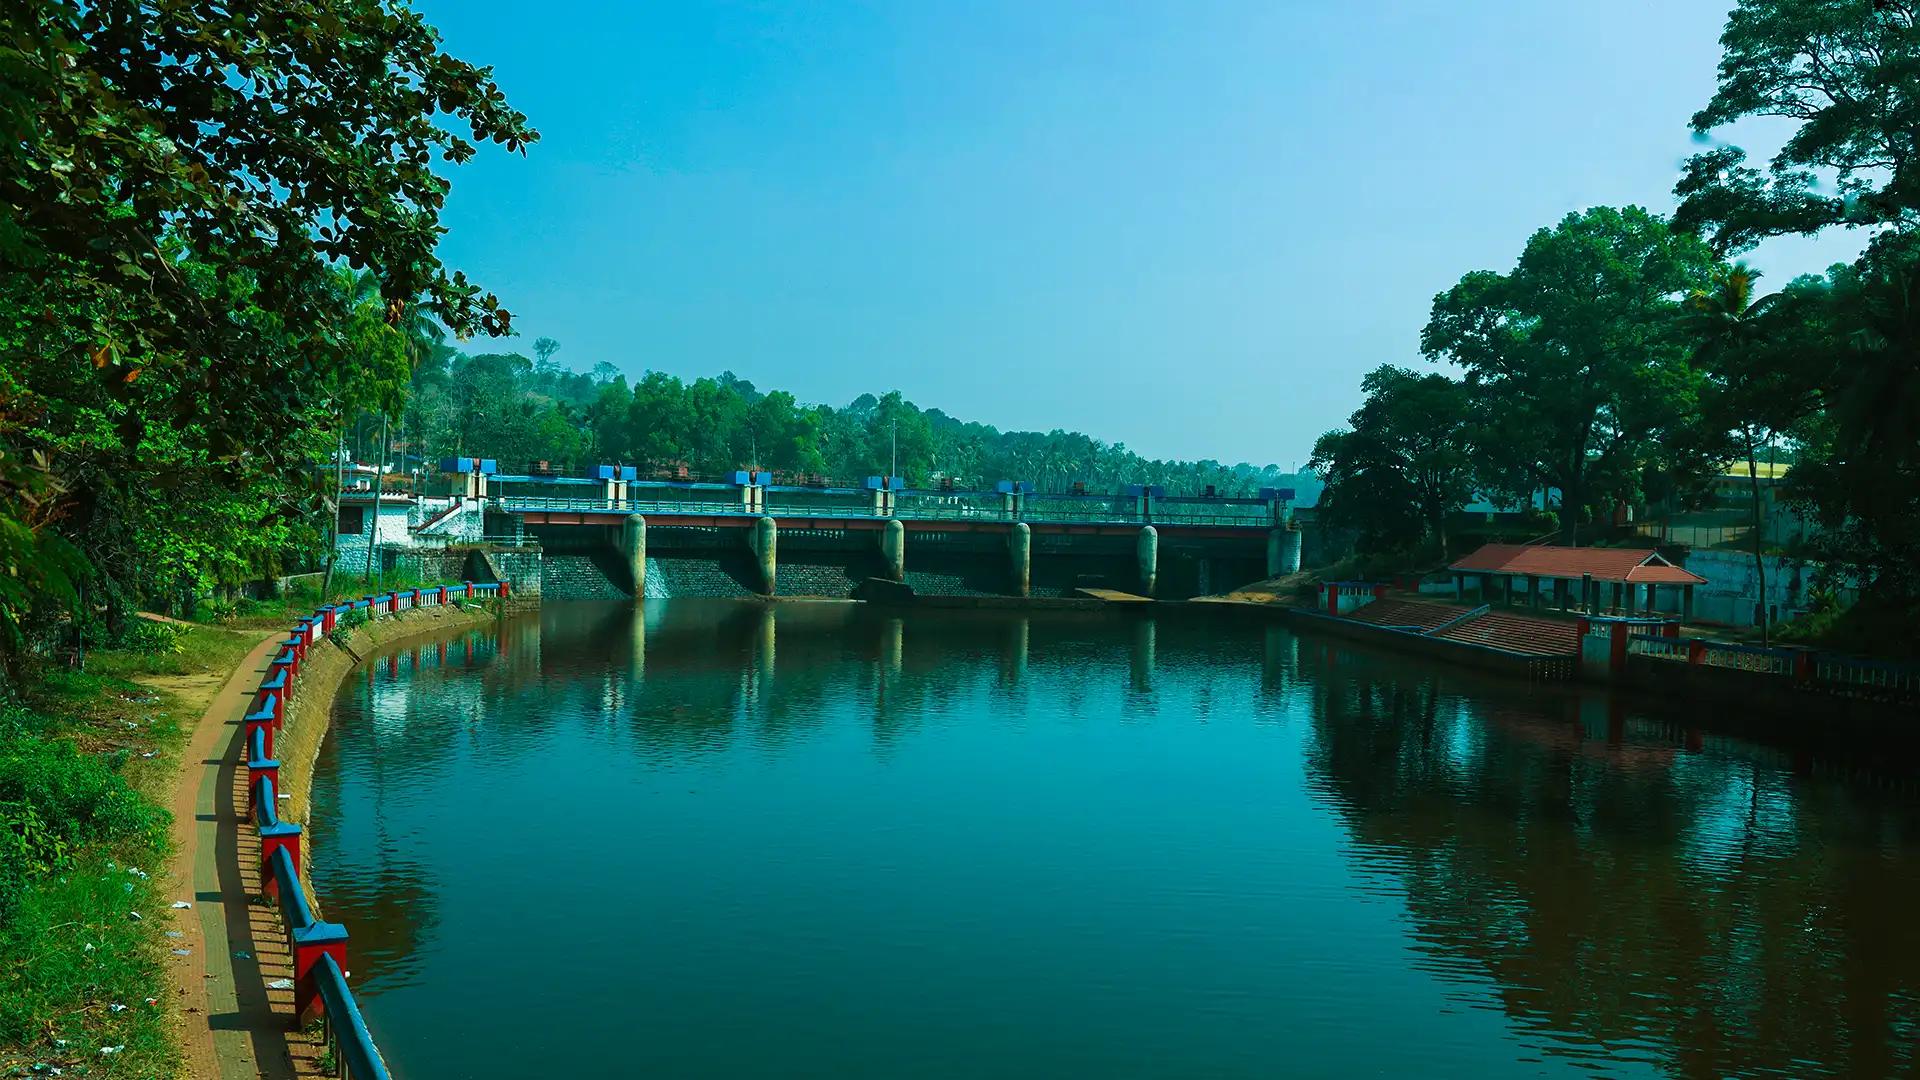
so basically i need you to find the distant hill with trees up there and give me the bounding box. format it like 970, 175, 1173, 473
393, 348, 1321, 501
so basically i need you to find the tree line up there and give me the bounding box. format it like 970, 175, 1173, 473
390, 348, 1313, 500
1309, 0, 1920, 643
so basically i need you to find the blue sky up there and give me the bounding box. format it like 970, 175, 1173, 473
418, 0, 1867, 468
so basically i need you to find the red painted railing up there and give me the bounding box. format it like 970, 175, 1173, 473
241, 579, 506, 1077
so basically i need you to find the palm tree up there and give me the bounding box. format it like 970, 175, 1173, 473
1686, 263, 1778, 641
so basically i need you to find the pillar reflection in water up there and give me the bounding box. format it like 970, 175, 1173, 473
879, 616, 903, 680
755, 604, 776, 685
1262, 624, 1288, 693
631, 600, 647, 681
1129, 617, 1155, 694
1001, 616, 1029, 687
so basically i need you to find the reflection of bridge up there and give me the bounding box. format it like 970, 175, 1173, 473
434, 462, 1305, 600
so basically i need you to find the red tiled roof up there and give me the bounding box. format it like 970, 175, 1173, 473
1448, 543, 1705, 585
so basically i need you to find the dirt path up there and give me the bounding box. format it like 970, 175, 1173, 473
164, 631, 307, 1080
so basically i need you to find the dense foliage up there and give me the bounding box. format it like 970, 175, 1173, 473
393, 353, 1314, 498
0, 0, 533, 680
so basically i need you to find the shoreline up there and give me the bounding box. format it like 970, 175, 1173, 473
165, 597, 515, 1080
276, 602, 513, 909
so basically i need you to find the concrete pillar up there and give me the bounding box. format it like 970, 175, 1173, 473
621, 515, 647, 598
1645, 583, 1658, 613
1502, 575, 1514, 606
259, 822, 301, 901
1003, 617, 1029, 686
1454, 572, 1466, 601
1581, 573, 1594, 613
1683, 583, 1695, 622
291, 921, 348, 1024
1008, 522, 1031, 598
1527, 575, 1540, 609
749, 515, 778, 595
1136, 525, 1159, 597
1611, 581, 1623, 612
880, 519, 906, 582
1267, 527, 1302, 577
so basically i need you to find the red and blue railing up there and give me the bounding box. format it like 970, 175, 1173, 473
241, 579, 506, 1077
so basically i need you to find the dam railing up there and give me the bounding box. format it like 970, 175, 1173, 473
241, 579, 507, 1077
496, 493, 1281, 528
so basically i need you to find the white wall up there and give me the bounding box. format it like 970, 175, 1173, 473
334, 500, 416, 571
1679, 549, 1854, 628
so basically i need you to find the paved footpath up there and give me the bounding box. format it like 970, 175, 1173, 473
166, 633, 326, 1079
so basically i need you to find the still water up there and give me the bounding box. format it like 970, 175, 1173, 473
310, 601, 1920, 1078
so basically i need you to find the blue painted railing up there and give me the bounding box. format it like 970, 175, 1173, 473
240, 579, 505, 1076
313, 953, 390, 1080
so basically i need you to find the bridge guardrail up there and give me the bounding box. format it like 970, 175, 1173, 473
239, 578, 505, 1076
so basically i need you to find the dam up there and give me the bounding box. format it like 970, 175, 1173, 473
375, 461, 1310, 601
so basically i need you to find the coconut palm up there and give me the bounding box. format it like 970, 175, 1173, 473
1686, 263, 1783, 641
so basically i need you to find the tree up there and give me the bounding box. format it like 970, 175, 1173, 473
1, 0, 532, 655
1683, 264, 1840, 640
1421, 207, 1719, 544
534, 337, 562, 373
1308, 366, 1476, 559
1676, 0, 1919, 251
1785, 232, 1920, 600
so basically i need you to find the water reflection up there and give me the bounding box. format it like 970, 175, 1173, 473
308, 601, 1920, 1079
1295, 653, 1920, 1078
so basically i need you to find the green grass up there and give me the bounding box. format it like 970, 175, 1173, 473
85, 625, 260, 684
1, 624, 261, 1077
0, 843, 177, 1077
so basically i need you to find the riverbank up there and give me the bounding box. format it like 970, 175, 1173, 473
166, 594, 511, 1079
275, 603, 509, 880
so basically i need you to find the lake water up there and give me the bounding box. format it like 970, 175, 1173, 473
309, 601, 1920, 1078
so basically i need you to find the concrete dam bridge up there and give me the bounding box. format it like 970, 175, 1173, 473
419, 461, 1305, 601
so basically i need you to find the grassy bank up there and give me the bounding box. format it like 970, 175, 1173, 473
1, 623, 259, 1078
195, 570, 436, 631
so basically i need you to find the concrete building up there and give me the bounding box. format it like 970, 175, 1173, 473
1449, 543, 1707, 618
333, 489, 415, 575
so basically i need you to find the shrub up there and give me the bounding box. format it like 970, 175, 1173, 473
326, 606, 370, 648
0, 737, 165, 928
113, 619, 181, 655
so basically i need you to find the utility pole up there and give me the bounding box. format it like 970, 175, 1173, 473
367, 411, 388, 586
321, 414, 346, 600
890, 418, 897, 481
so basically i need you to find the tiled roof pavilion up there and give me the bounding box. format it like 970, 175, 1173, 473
1449, 544, 1705, 586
